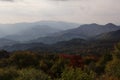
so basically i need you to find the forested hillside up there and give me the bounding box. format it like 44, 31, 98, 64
0, 42, 120, 80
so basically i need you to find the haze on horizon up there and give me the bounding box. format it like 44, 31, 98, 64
0, 0, 119, 25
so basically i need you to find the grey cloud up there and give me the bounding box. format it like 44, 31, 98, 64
51, 0, 85, 1
0, 0, 120, 25
0, 0, 14, 2
51, 0, 78, 1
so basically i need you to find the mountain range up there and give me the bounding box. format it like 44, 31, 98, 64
5, 25, 60, 42
0, 22, 120, 51
0, 21, 79, 42
29, 23, 120, 44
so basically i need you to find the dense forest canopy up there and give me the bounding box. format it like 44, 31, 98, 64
0, 41, 119, 80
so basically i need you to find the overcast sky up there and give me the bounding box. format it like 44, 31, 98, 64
0, 0, 120, 24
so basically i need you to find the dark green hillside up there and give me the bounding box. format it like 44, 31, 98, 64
95, 30, 120, 41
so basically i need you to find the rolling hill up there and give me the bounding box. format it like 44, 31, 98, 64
0, 38, 19, 48
5, 25, 60, 42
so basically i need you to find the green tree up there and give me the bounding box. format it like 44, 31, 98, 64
9, 51, 39, 68
105, 43, 120, 79
105, 59, 120, 79
0, 50, 9, 59
50, 58, 67, 78
95, 52, 112, 74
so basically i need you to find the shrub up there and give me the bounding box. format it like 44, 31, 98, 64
105, 43, 120, 79
105, 59, 120, 79
15, 68, 51, 80
60, 68, 95, 80
0, 67, 18, 80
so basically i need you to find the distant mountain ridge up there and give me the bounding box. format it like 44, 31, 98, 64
1, 21, 79, 41
30, 23, 120, 44
35, 21, 80, 30
5, 25, 60, 41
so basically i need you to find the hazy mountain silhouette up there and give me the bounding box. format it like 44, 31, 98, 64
5, 25, 60, 41
1, 21, 79, 41
30, 23, 120, 44
1, 23, 120, 50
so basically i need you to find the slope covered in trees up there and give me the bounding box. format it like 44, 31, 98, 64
0, 42, 120, 80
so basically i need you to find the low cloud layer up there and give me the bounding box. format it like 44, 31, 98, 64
0, 0, 120, 25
